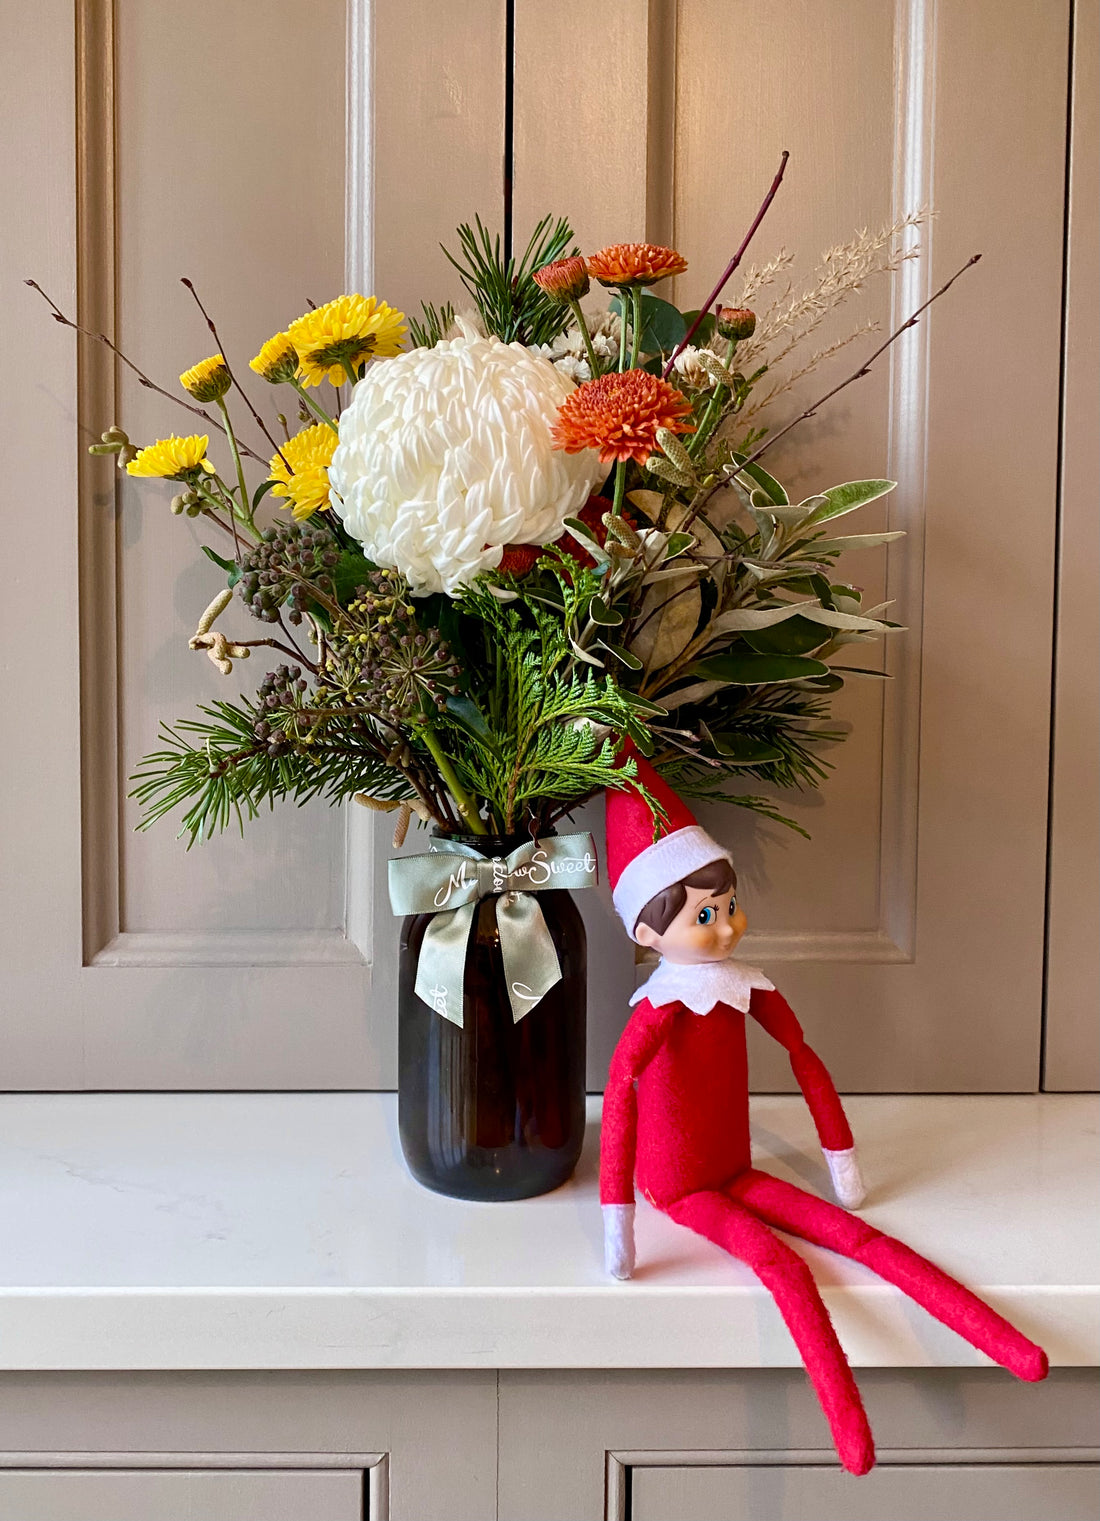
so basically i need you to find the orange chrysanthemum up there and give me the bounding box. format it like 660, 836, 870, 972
586, 242, 688, 287
552, 369, 694, 465
533, 256, 590, 303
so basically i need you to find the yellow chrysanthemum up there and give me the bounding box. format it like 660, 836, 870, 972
286, 294, 406, 387
179, 354, 231, 402
126, 434, 215, 479
249, 332, 299, 385
269, 422, 338, 520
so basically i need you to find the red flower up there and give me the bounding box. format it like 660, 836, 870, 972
586, 243, 688, 287
498, 495, 623, 577
552, 369, 694, 465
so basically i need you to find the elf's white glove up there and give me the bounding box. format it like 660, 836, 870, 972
823, 1146, 867, 1209
603, 1203, 636, 1279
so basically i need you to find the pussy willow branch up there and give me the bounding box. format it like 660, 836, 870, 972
181, 277, 292, 472
663, 150, 790, 379
682, 253, 983, 530
24, 280, 267, 464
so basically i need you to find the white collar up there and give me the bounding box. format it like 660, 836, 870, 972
630, 956, 775, 1015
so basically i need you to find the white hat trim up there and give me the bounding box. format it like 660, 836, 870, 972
612, 824, 732, 939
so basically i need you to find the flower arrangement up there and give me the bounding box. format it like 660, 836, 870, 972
33, 159, 977, 848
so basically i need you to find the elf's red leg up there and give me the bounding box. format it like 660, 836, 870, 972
667, 1188, 876, 1475
730, 1169, 1048, 1382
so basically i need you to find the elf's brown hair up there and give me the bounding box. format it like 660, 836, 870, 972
634, 857, 737, 937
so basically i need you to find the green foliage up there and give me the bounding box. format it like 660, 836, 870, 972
130, 693, 412, 848
442, 214, 577, 346
408, 301, 455, 349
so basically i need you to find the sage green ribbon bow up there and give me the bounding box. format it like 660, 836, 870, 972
388, 833, 598, 1028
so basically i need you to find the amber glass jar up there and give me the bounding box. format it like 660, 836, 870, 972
397, 832, 587, 1200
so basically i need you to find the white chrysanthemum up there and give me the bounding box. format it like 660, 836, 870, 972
328, 336, 605, 595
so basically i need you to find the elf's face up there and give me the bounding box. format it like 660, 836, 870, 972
635, 884, 748, 965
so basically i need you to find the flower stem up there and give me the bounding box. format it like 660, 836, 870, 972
617, 291, 630, 372
629, 286, 644, 370
567, 298, 602, 379
341, 359, 360, 390
215, 398, 255, 533
289, 378, 339, 433
421, 729, 486, 835
612, 459, 627, 516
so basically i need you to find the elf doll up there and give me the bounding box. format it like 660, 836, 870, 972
600, 753, 1047, 1476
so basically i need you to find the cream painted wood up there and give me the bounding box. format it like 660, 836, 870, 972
0, 1, 508, 1087
0, 1467, 364, 1521
1044, 0, 1100, 1091
629, 1459, 1100, 1521
497, 1368, 1100, 1521
0, 1372, 497, 1521
507, 0, 1071, 1091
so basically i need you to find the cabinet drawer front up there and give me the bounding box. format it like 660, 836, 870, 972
631, 1462, 1099, 1521
0, 1468, 363, 1521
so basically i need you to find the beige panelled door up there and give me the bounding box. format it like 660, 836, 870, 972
506, 0, 1071, 1090
2, 0, 1088, 1093
2, 0, 382, 1088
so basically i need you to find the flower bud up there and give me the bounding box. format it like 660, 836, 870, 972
185, 501, 203, 517
170, 493, 187, 514
179, 354, 232, 403
116, 445, 139, 467
102, 426, 129, 445
717, 306, 756, 341
533, 257, 590, 303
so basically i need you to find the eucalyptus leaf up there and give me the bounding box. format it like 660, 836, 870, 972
665, 532, 695, 558
702, 602, 814, 635
798, 606, 898, 632
688, 652, 830, 685
809, 530, 906, 553
632, 574, 702, 672
589, 596, 623, 627
626, 489, 665, 522
706, 732, 785, 764
804, 479, 896, 524
568, 636, 604, 667
611, 291, 687, 352
598, 641, 644, 671
730, 452, 788, 506
744, 616, 832, 656
660, 678, 729, 709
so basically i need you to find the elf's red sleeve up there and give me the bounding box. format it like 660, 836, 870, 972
600, 997, 678, 1204
748, 986, 854, 1151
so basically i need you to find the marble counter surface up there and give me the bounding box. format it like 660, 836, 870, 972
0, 1092, 1095, 1371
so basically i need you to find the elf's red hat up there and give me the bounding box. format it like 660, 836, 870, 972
607, 744, 732, 939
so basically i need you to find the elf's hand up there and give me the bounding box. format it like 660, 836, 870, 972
603, 1203, 636, 1279
823, 1146, 867, 1209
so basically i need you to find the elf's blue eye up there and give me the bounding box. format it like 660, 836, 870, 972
729, 897, 738, 917
697, 906, 716, 926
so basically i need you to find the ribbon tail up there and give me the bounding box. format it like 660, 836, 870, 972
414, 903, 475, 1028
497, 893, 562, 1023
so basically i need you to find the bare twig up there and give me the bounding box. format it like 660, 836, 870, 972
683, 253, 982, 528
738, 253, 982, 470
663, 150, 790, 379
24, 280, 267, 464
180, 277, 292, 471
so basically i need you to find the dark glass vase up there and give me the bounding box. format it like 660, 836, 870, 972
397, 832, 587, 1201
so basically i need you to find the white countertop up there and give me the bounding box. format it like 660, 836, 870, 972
0, 1092, 1095, 1372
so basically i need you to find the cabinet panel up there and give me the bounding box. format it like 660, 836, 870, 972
0, 1468, 362, 1521
631, 1461, 1098, 1521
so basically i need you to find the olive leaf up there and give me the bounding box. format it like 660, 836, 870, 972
632, 571, 703, 673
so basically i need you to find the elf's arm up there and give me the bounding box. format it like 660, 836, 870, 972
748, 986, 866, 1208
600, 997, 676, 1278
